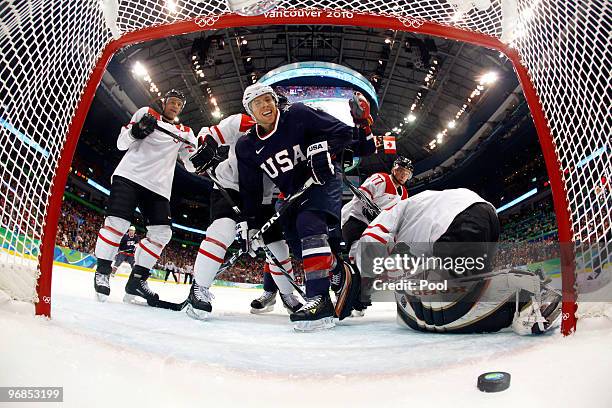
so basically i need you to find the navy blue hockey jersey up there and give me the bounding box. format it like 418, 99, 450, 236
118, 234, 138, 255
235, 102, 374, 219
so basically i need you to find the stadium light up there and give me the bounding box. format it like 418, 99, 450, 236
407, 114, 416, 122
132, 61, 147, 77
480, 71, 498, 85
165, 0, 177, 14
447, 120, 456, 129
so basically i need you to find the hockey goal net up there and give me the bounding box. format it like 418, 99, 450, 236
0, 0, 609, 334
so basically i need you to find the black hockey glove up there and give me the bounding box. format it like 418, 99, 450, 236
131, 113, 157, 139
190, 137, 219, 174
362, 206, 378, 222
307, 141, 335, 185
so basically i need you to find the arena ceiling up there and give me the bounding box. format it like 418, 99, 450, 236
103, 24, 518, 175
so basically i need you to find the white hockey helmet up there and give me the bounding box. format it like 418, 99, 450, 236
242, 83, 278, 116
128, 225, 136, 231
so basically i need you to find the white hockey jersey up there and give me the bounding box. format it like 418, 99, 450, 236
341, 172, 408, 226
357, 188, 495, 261
197, 113, 255, 191
113, 107, 197, 200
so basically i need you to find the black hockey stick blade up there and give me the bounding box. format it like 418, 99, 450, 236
147, 297, 189, 311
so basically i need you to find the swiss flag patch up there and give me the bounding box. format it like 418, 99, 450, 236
383, 136, 396, 154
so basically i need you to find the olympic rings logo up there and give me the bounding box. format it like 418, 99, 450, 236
397, 16, 425, 29
195, 15, 220, 28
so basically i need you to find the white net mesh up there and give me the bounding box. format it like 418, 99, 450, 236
0, 1, 610, 327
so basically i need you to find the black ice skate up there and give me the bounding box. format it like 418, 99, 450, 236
330, 260, 343, 297
94, 259, 112, 302
250, 290, 277, 314
123, 265, 159, 304
185, 281, 214, 320
280, 293, 303, 313
290, 293, 335, 332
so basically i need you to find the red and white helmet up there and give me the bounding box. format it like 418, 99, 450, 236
242, 83, 278, 116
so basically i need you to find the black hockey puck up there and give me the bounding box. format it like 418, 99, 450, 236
477, 372, 511, 393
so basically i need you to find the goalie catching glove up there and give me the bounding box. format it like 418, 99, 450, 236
349, 91, 374, 134
190, 137, 219, 174
131, 113, 157, 139
307, 141, 335, 185
237, 220, 263, 258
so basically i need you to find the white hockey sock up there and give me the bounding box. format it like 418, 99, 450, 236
266, 240, 295, 295
95, 216, 130, 261
134, 225, 172, 270
194, 218, 236, 287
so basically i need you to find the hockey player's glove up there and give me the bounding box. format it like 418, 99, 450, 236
349, 92, 374, 134
237, 220, 262, 258
362, 206, 378, 222
307, 141, 335, 185
131, 113, 157, 139
190, 137, 219, 174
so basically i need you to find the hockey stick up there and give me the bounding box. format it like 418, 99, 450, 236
216, 178, 315, 280
147, 297, 189, 311
205, 168, 241, 215
340, 150, 381, 216
205, 168, 305, 297
154, 123, 196, 148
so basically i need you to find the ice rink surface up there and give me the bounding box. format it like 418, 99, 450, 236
1, 265, 611, 407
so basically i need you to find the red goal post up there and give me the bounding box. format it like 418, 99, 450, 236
1, 1, 608, 336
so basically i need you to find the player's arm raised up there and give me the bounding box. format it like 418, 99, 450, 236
349, 91, 376, 156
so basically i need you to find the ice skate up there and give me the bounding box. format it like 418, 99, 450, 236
94, 259, 112, 302
124, 266, 159, 304
280, 292, 303, 313
94, 272, 110, 302
290, 293, 335, 332
250, 290, 277, 314
185, 281, 214, 320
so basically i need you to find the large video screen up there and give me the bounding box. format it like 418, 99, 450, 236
275, 86, 355, 126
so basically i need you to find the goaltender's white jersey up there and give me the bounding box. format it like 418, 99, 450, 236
113, 107, 197, 200
197, 113, 255, 191
341, 172, 408, 226
359, 188, 494, 257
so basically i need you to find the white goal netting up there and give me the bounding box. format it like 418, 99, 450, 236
0, 1, 610, 333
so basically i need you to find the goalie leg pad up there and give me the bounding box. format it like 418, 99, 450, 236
335, 261, 361, 321
134, 224, 172, 269
95, 216, 131, 261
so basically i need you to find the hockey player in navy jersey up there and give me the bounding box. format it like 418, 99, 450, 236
93, 89, 197, 304
185, 113, 302, 320
235, 83, 376, 331
111, 225, 138, 276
